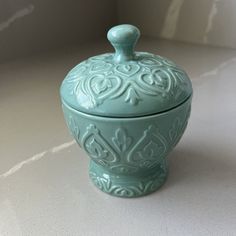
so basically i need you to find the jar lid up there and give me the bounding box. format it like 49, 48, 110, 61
60, 24, 192, 117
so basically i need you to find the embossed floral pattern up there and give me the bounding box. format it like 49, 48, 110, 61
128, 125, 167, 169
81, 124, 168, 173
63, 52, 191, 107
112, 128, 132, 153
62, 103, 191, 174
82, 124, 118, 167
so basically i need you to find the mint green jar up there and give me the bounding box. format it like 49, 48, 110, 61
60, 24, 192, 198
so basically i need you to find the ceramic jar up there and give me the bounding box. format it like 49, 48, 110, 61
60, 24, 193, 198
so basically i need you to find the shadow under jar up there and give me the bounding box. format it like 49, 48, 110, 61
60, 24, 193, 198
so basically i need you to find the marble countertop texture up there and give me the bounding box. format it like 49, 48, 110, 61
0, 38, 236, 236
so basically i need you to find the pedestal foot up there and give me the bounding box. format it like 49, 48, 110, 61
89, 161, 168, 198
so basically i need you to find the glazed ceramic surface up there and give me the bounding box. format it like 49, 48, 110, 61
60, 24, 193, 197
61, 25, 192, 117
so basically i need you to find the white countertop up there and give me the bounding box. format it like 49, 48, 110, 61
1, 38, 236, 236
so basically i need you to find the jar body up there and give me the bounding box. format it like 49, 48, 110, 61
62, 97, 191, 198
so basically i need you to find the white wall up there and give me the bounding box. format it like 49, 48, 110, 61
1, 0, 235, 63
118, 0, 236, 49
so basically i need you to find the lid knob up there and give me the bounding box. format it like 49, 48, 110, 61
107, 24, 140, 63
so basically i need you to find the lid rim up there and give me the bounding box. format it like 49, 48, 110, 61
61, 94, 192, 119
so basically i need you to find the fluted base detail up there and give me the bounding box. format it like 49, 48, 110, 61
89, 161, 168, 198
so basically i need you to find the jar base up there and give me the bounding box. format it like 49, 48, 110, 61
89, 161, 168, 198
